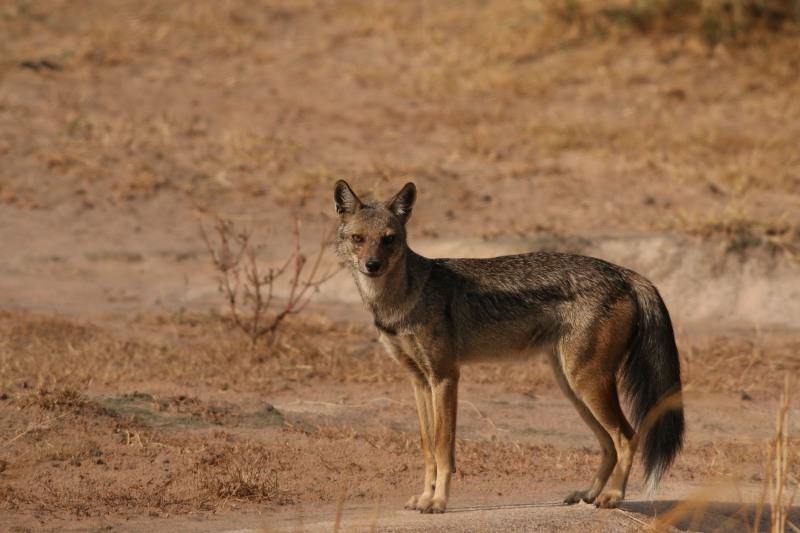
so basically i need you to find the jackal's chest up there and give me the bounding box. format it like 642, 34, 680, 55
364, 293, 420, 336
377, 330, 433, 375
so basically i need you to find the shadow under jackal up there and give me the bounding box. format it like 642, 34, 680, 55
334, 180, 685, 514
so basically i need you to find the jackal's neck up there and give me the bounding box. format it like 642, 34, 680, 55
354, 249, 430, 325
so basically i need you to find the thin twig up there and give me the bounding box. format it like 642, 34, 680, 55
1, 412, 70, 448
460, 399, 508, 433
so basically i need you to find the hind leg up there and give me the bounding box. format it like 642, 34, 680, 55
559, 299, 638, 507
585, 382, 636, 509
556, 373, 619, 505
559, 367, 635, 508
552, 336, 637, 508
587, 388, 635, 508
564, 378, 635, 508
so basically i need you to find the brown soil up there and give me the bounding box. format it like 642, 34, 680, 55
1, 2, 798, 532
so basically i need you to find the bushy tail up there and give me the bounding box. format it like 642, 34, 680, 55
623, 278, 685, 496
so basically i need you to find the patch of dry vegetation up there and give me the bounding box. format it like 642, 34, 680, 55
657, 377, 798, 532
1, 1, 798, 240
760, 377, 796, 533
680, 331, 800, 399
7, 308, 793, 408
2, 309, 796, 402
1, 313, 797, 526
197, 441, 286, 504
0, 310, 400, 395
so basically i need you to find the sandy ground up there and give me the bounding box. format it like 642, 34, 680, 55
1, 2, 799, 532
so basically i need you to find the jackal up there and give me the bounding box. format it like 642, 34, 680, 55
334, 180, 684, 514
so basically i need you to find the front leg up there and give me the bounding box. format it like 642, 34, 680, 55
422, 369, 459, 514
405, 376, 436, 511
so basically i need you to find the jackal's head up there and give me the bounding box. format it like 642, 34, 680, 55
334, 180, 416, 278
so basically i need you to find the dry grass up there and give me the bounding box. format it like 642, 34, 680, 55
1, 310, 797, 528
694, 218, 800, 257
757, 376, 797, 533
197, 441, 285, 504
680, 332, 800, 399
654, 376, 799, 533
2, 1, 799, 240
2, 309, 796, 404
0, 310, 400, 397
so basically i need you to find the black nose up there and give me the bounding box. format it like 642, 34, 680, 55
365, 260, 381, 273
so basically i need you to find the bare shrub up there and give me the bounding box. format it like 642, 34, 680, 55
201, 218, 336, 347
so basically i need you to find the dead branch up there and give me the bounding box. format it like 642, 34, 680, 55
201, 217, 336, 347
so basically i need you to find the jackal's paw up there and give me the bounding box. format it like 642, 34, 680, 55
418, 497, 446, 514
563, 490, 595, 505
593, 491, 622, 509
404, 493, 430, 511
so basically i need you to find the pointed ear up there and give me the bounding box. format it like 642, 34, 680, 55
334, 180, 362, 218
387, 182, 416, 225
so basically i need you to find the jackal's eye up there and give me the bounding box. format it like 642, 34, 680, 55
351, 234, 364, 244
382, 234, 396, 244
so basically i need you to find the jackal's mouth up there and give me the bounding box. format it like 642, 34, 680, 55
358, 262, 387, 278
